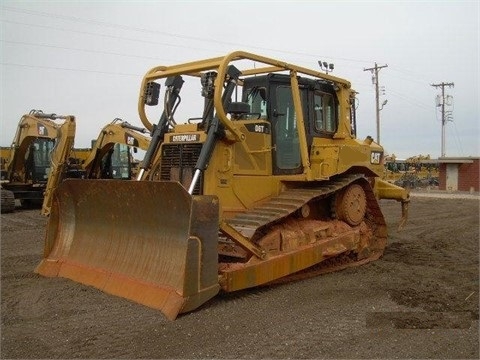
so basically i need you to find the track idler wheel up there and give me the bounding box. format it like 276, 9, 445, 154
334, 183, 367, 226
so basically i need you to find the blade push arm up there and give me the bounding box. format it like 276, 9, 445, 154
188, 65, 241, 194
137, 76, 184, 180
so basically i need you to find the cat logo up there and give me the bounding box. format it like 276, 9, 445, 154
37, 124, 47, 136
126, 136, 135, 145
370, 151, 382, 164
124, 134, 139, 147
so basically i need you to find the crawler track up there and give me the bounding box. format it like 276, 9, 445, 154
220, 174, 387, 290
1, 188, 15, 213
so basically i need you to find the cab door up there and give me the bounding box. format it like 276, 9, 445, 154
270, 83, 303, 175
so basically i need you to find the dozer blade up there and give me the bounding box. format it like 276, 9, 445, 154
35, 179, 220, 320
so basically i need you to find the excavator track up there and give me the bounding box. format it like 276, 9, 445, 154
219, 174, 387, 292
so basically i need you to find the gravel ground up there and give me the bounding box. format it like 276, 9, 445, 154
1, 193, 479, 359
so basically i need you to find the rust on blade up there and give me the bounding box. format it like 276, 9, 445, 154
35, 179, 220, 320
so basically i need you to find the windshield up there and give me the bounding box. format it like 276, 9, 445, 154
245, 86, 267, 119
110, 143, 131, 179
32, 138, 55, 167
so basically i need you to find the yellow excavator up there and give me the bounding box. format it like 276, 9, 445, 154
41, 118, 151, 215
82, 118, 151, 179
2, 110, 76, 214
36, 51, 409, 320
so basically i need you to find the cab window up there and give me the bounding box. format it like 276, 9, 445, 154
274, 85, 301, 170
314, 91, 336, 133
245, 86, 267, 119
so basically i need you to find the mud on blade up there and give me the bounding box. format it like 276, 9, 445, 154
35, 179, 220, 320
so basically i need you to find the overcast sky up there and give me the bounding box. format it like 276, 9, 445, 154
1, 0, 478, 159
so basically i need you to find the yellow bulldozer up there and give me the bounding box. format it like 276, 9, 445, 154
36, 51, 409, 320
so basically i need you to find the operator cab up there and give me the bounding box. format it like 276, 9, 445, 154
239, 74, 339, 175
25, 138, 55, 183
101, 143, 132, 180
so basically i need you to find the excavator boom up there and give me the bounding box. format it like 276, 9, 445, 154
82, 118, 151, 179
41, 115, 76, 216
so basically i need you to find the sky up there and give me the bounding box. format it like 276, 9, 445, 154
1, 0, 479, 159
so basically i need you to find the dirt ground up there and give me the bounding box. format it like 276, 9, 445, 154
1, 194, 479, 359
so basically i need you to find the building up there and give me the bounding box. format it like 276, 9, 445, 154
438, 157, 479, 192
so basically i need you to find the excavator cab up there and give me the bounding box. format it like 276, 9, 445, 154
4, 111, 76, 210
99, 143, 132, 179
81, 118, 151, 180
25, 138, 56, 184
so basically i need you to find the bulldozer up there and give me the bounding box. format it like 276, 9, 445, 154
2, 110, 76, 214
36, 51, 410, 320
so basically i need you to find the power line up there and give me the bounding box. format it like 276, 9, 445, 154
1, 19, 210, 53
2, 16, 450, 116
388, 68, 433, 86
0, 39, 169, 62
389, 66, 437, 85
386, 88, 433, 111
1, 62, 140, 77
1, 8, 374, 65
2, 5, 230, 43
0, 37, 383, 85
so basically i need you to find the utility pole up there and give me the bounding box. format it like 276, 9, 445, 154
364, 63, 388, 144
431, 82, 454, 157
